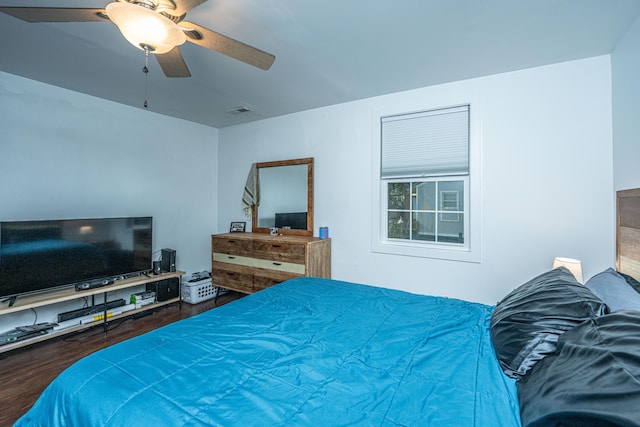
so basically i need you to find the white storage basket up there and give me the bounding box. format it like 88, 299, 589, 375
182, 279, 218, 304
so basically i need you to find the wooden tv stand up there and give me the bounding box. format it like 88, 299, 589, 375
0, 271, 184, 354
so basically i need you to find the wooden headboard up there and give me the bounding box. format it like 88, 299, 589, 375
617, 188, 640, 280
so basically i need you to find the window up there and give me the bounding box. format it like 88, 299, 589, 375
387, 179, 465, 243
372, 102, 480, 262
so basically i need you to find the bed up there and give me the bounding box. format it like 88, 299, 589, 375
15, 189, 640, 426
15, 277, 521, 426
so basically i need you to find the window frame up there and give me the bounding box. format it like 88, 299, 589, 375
371, 99, 482, 263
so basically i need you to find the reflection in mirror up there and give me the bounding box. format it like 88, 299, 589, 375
258, 165, 308, 229
252, 158, 313, 236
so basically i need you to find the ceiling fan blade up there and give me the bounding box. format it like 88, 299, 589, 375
0, 7, 108, 22
171, 0, 207, 17
180, 21, 275, 71
155, 47, 191, 78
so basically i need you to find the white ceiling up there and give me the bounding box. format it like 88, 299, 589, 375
2, 0, 639, 128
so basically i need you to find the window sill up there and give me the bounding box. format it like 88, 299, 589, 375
371, 239, 480, 263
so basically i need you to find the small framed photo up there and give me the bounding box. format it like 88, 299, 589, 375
230, 221, 246, 233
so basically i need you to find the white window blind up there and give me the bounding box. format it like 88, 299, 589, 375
381, 105, 469, 179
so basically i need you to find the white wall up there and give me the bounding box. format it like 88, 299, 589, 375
612, 15, 640, 191
218, 56, 614, 305
0, 72, 218, 328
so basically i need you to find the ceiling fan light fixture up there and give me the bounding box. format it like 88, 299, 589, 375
105, 2, 185, 54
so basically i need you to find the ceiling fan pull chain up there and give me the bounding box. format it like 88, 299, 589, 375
143, 46, 150, 108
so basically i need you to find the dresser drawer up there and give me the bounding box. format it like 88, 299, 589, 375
253, 269, 301, 291
252, 258, 305, 275
253, 241, 306, 263
212, 264, 254, 293
213, 237, 253, 257
213, 252, 255, 267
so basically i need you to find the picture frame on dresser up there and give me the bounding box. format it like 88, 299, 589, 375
229, 222, 246, 232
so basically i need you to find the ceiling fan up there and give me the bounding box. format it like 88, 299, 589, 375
0, 0, 276, 78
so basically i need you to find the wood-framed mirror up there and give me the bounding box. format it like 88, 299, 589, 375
252, 157, 314, 236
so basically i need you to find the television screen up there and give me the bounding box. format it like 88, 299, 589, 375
274, 212, 307, 230
0, 217, 152, 301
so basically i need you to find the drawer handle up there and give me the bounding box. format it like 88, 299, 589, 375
228, 240, 236, 243
227, 256, 236, 259
271, 244, 281, 248
272, 262, 282, 266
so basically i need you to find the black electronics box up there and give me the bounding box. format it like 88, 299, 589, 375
146, 278, 179, 302
161, 248, 176, 273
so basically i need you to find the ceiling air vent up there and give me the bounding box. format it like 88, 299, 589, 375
225, 106, 253, 115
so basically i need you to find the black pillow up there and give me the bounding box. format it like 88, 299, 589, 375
490, 267, 608, 379
517, 311, 640, 427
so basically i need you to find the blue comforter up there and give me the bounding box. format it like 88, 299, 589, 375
16, 277, 521, 426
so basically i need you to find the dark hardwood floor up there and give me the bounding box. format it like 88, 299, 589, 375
0, 291, 242, 426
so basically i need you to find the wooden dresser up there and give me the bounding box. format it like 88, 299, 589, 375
211, 233, 331, 294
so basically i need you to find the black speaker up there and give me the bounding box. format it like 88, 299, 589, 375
146, 278, 179, 302
75, 277, 114, 291
161, 248, 176, 273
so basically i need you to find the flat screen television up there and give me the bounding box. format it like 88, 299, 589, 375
274, 212, 307, 230
0, 217, 152, 304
